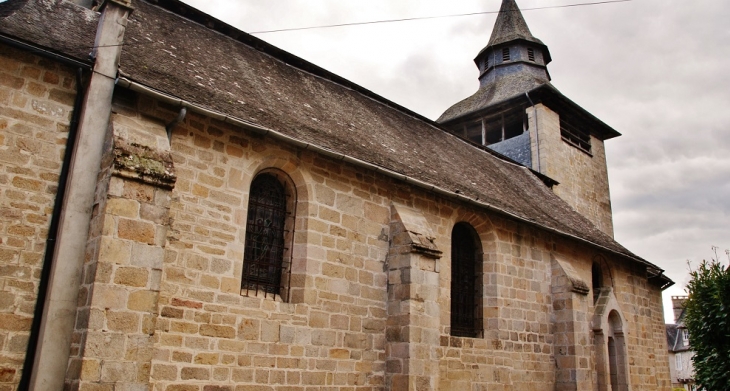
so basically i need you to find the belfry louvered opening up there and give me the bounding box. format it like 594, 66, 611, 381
242, 172, 294, 299
450, 222, 483, 338
502, 47, 510, 62
560, 119, 592, 154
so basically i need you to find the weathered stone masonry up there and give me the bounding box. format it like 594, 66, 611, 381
0, 47, 672, 389
0, 44, 78, 390
49, 91, 669, 391
0, 0, 674, 390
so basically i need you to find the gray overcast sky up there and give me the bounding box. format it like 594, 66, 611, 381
181, 0, 730, 322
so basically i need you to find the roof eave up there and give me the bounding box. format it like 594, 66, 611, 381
116, 75, 665, 277
532, 84, 621, 140
441, 84, 621, 141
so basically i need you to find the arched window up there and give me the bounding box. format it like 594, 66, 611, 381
241, 171, 294, 299
450, 222, 482, 338
607, 311, 629, 391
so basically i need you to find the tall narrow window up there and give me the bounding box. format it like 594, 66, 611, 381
450, 223, 482, 338
527, 48, 535, 62
242, 172, 293, 299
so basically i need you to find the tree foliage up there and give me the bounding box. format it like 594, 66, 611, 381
683, 258, 730, 391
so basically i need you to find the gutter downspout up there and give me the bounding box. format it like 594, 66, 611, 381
166, 107, 187, 140
28, 1, 134, 390
525, 91, 540, 173
18, 67, 87, 391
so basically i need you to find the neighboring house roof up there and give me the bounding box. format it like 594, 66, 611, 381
0, 0, 670, 280
666, 324, 691, 353
666, 324, 679, 351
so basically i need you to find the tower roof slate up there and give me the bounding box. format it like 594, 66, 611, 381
484, 0, 544, 50
439, 0, 619, 142
0, 0, 668, 284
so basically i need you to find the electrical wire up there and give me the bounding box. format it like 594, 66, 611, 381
249, 0, 632, 35
86, 0, 632, 49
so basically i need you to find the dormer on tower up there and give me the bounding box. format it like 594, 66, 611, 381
438, 0, 620, 237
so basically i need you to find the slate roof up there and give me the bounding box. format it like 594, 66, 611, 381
482, 0, 545, 52
0, 0, 668, 277
439, 0, 618, 139
438, 72, 546, 123
666, 324, 678, 349
0, 0, 27, 18
437, 77, 622, 141
0, 0, 96, 61
666, 324, 690, 353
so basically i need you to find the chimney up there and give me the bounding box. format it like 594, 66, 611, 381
672, 295, 688, 323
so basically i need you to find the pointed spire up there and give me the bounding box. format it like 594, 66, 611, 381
488, 0, 543, 47
438, 0, 553, 123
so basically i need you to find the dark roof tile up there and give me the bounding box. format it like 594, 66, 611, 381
0, 0, 97, 63
485, 0, 544, 49
0, 0, 665, 272
438, 72, 547, 123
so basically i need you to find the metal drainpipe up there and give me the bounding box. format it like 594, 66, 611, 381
28, 3, 134, 389
17, 67, 87, 391
525, 91, 540, 173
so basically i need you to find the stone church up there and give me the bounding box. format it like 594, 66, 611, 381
0, 0, 673, 390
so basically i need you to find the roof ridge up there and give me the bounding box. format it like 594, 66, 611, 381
141, 0, 442, 128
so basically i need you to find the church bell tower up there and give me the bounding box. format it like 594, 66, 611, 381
438, 0, 619, 237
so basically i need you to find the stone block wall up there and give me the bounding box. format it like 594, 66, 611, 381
435, 216, 556, 391
528, 104, 614, 237
0, 44, 77, 390
610, 260, 672, 389
386, 204, 442, 391
151, 113, 392, 390
61, 91, 670, 391
65, 92, 176, 391
60, 93, 394, 390
0, 55, 672, 389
